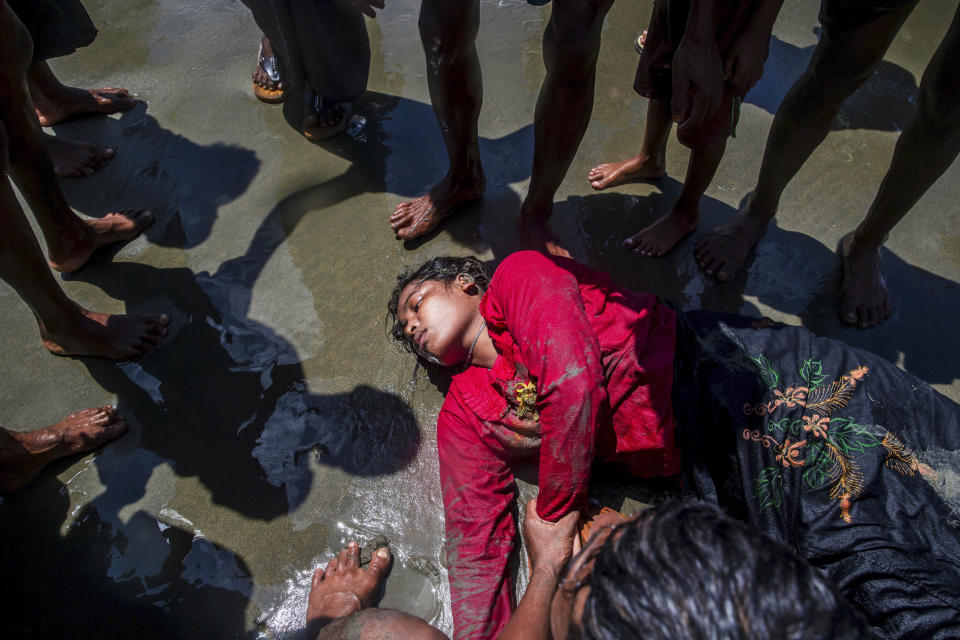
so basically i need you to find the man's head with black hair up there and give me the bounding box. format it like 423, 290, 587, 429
553, 501, 871, 640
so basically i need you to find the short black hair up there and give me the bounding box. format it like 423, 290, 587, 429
386, 256, 490, 359
574, 501, 872, 640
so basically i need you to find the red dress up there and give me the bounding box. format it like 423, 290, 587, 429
437, 251, 680, 639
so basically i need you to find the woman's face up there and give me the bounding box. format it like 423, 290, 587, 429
397, 276, 481, 367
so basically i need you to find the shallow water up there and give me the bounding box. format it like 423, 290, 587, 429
1, 0, 959, 637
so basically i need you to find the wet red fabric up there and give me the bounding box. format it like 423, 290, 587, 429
437, 251, 680, 639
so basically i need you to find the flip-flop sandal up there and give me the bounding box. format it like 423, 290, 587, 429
635, 30, 647, 54
253, 42, 288, 103
303, 93, 350, 141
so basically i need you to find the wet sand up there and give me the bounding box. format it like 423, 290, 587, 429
1, 0, 959, 637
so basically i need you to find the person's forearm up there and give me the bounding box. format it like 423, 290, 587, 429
496, 566, 559, 640
682, 0, 718, 44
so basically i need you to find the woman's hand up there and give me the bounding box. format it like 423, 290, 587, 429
723, 29, 770, 95
671, 35, 724, 136
523, 497, 580, 577
351, 0, 385, 18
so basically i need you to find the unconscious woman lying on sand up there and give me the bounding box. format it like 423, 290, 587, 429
387, 250, 960, 640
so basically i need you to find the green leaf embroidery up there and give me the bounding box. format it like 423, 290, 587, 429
755, 466, 783, 509
826, 418, 882, 456
799, 359, 828, 390
802, 441, 834, 490
769, 418, 802, 437
753, 355, 780, 389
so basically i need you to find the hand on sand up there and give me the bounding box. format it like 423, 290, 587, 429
0, 406, 126, 494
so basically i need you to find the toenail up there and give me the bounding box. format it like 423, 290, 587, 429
375, 548, 389, 558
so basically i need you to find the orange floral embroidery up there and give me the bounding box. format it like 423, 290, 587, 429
801, 414, 830, 438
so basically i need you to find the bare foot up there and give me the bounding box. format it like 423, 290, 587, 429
694, 195, 770, 282
588, 153, 665, 190
391, 172, 486, 241
42, 132, 115, 177
0, 406, 126, 493
48, 209, 154, 273
518, 216, 571, 257
34, 86, 137, 127
624, 205, 699, 256
41, 305, 170, 360
307, 541, 392, 637
253, 36, 286, 103
839, 233, 890, 328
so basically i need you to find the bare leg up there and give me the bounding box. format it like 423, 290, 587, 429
625, 139, 725, 256
28, 60, 136, 127
390, 0, 486, 241
695, 2, 918, 282
588, 98, 670, 190
0, 407, 126, 494
841, 3, 960, 327
518, 0, 615, 255
0, 127, 169, 357
0, 7, 152, 273
43, 132, 115, 177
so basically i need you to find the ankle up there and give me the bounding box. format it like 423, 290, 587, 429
848, 227, 884, 253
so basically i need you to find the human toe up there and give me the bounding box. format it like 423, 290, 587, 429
345, 541, 360, 569
366, 547, 392, 581
312, 567, 326, 589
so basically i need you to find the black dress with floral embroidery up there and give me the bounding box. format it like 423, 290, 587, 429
672, 310, 960, 639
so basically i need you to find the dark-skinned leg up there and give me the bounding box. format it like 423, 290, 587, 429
0, 6, 152, 274
0, 407, 127, 494
625, 138, 725, 257
695, 1, 919, 282
518, 0, 615, 255
390, 0, 486, 241
28, 59, 135, 127
841, 3, 960, 327
0, 121, 169, 359
588, 97, 670, 190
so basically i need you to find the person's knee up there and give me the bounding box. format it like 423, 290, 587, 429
418, 2, 479, 65
544, 0, 612, 80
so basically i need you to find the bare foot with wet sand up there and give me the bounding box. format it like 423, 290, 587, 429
41, 304, 170, 360
588, 153, 665, 190
306, 541, 392, 637
0, 406, 126, 494
695, 194, 770, 281
42, 132, 115, 177
391, 172, 486, 241
32, 85, 136, 127
624, 205, 698, 257
48, 209, 154, 273
839, 233, 891, 328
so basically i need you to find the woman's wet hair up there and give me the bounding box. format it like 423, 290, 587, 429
573, 501, 872, 640
387, 256, 490, 358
